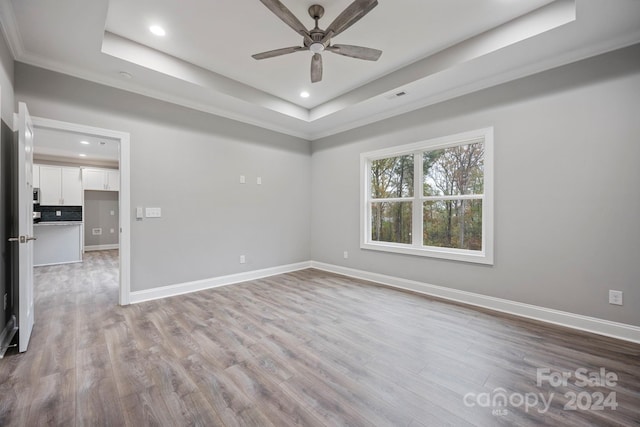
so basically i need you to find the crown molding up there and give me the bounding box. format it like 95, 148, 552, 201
0, 0, 23, 59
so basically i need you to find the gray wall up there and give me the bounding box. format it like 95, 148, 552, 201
15, 64, 311, 292
12, 42, 640, 328
84, 190, 119, 247
311, 45, 640, 327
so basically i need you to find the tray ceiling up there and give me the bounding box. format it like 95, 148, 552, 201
1, 0, 639, 140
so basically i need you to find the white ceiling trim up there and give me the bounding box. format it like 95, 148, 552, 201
102, 32, 310, 122
100, 1, 575, 126
310, 0, 576, 122
2, 0, 640, 141
307, 31, 640, 141
0, 0, 23, 59
10, 48, 315, 140
0, 1, 314, 139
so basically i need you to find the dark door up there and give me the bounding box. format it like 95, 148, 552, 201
0, 115, 18, 355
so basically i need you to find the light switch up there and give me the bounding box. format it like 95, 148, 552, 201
257, 177, 262, 185
240, 175, 246, 184
110, 210, 115, 216
145, 207, 162, 218
136, 207, 143, 219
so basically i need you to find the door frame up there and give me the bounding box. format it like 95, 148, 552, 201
31, 116, 131, 305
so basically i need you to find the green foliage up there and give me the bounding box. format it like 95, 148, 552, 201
371, 155, 414, 243
370, 142, 484, 249
371, 202, 412, 244
423, 200, 482, 250
370, 155, 414, 198
423, 143, 484, 197
422, 142, 484, 249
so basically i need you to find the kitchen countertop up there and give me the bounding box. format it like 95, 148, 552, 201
34, 221, 84, 226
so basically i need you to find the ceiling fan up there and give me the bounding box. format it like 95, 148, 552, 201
252, 0, 382, 83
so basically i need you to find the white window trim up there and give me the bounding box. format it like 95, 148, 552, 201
360, 127, 494, 265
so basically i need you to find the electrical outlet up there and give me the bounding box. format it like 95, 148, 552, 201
609, 290, 623, 306
344, 251, 349, 259
56, 210, 61, 216
110, 210, 115, 216
110, 228, 115, 234
92, 228, 102, 235
240, 255, 246, 264
240, 175, 246, 184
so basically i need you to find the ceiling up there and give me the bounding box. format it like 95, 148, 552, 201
1, 1, 639, 140
33, 127, 119, 167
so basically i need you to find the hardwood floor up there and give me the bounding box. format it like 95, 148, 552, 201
1, 250, 639, 426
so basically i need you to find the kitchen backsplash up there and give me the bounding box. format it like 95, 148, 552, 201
37, 206, 82, 222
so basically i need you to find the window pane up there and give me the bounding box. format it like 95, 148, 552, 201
424, 142, 484, 196
370, 155, 414, 198
371, 201, 412, 244
423, 199, 482, 250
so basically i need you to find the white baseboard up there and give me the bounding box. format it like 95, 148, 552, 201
34, 260, 82, 267
310, 261, 640, 344
84, 244, 119, 252
126, 257, 640, 344
130, 261, 312, 304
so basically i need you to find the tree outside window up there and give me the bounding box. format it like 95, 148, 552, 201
361, 128, 493, 264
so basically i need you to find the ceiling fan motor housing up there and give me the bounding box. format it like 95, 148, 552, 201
307, 4, 329, 52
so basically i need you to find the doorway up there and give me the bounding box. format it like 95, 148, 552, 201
31, 117, 130, 305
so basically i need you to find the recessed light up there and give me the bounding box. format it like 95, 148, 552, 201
79, 154, 87, 157
80, 140, 90, 145
149, 25, 166, 36
300, 91, 310, 98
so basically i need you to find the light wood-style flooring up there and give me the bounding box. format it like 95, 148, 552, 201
0, 250, 639, 426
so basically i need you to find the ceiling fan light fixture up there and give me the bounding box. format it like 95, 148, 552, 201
309, 42, 325, 54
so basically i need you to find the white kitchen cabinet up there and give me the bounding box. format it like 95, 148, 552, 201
62, 168, 83, 205
39, 166, 62, 205
106, 170, 120, 191
82, 168, 119, 191
82, 169, 105, 190
38, 165, 82, 206
33, 222, 83, 266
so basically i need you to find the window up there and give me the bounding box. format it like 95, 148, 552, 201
361, 128, 493, 264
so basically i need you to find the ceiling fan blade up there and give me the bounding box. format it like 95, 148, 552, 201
311, 53, 323, 83
326, 44, 382, 61
325, 0, 378, 38
259, 0, 312, 42
252, 46, 306, 60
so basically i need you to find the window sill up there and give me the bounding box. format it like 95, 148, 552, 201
360, 241, 494, 265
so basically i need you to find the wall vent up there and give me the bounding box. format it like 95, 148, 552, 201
385, 91, 408, 100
